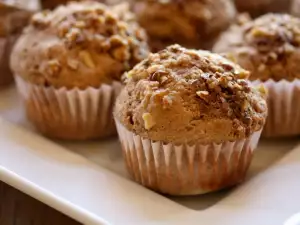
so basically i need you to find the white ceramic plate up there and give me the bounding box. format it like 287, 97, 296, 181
1, 86, 300, 225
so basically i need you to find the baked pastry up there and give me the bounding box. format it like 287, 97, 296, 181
214, 14, 300, 137
41, 0, 124, 9
234, 0, 291, 18
291, 0, 300, 17
10, 1, 149, 140
0, 1, 37, 86
132, 0, 236, 51
114, 45, 267, 195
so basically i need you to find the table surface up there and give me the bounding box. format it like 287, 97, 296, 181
0, 181, 81, 225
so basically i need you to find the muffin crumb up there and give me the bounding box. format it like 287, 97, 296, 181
79, 51, 95, 69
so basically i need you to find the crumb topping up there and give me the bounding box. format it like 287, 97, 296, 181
11, 1, 149, 88
214, 14, 300, 81
116, 45, 267, 142
244, 14, 300, 56
31, 2, 147, 66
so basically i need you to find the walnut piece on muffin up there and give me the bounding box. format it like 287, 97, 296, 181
234, 0, 292, 18
10, 1, 149, 89
132, 0, 236, 51
115, 44, 267, 144
214, 14, 300, 81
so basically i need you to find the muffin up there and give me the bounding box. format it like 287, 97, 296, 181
10, 1, 149, 140
132, 0, 236, 51
234, 0, 292, 18
114, 45, 267, 195
0, 1, 37, 86
291, 0, 300, 17
41, 0, 124, 9
214, 14, 300, 137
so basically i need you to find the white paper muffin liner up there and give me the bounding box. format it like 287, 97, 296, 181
115, 120, 262, 196
15, 76, 123, 140
253, 79, 300, 137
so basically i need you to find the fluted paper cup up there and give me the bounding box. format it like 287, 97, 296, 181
15, 76, 122, 140
253, 79, 300, 137
115, 120, 262, 196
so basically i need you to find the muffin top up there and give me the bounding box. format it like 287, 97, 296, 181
291, 0, 300, 17
115, 45, 267, 143
10, 1, 149, 89
132, 0, 236, 50
40, 0, 124, 9
0, 0, 36, 36
214, 14, 300, 81
234, 0, 291, 18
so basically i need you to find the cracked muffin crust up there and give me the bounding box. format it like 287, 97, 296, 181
214, 14, 300, 81
10, 1, 149, 89
115, 45, 267, 143
132, 0, 236, 51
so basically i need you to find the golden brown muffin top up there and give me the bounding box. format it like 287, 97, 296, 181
0, 0, 37, 36
234, 0, 291, 18
214, 14, 300, 81
132, 0, 236, 51
10, 1, 149, 89
115, 45, 267, 143
291, 0, 300, 18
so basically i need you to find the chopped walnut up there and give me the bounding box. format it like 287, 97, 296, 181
256, 84, 268, 96
245, 14, 300, 55
65, 28, 84, 47
142, 112, 156, 130
44, 60, 61, 77
31, 1, 149, 67
111, 46, 130, 61
126, 45, 266, 131
258, 64, 266, 72
67, 58, 79, 70
79, 51, 95, 69
31, 10, 51, 29
162, 95, 173, 107
196, 91, 209, 99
